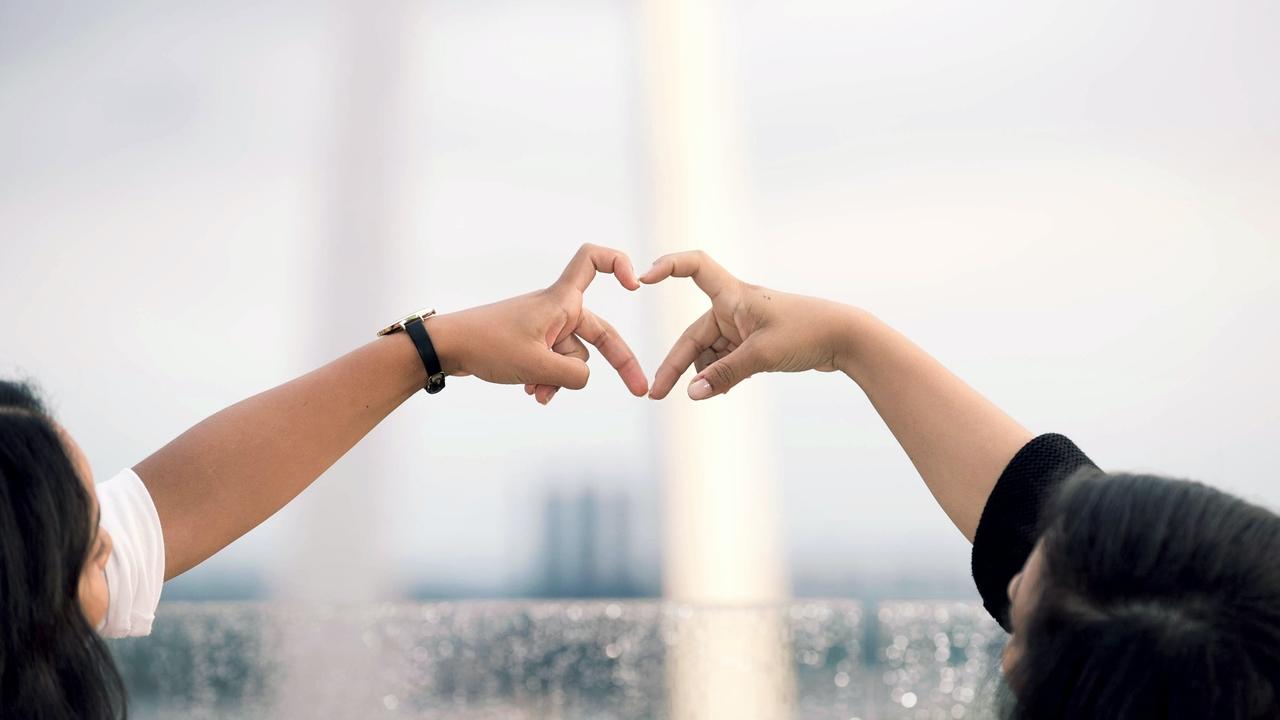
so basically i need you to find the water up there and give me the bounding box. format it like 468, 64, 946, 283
110, 601, 1006, 719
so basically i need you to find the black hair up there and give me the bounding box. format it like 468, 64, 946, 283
0, 380, 127, 719
1006, 470, 1280, 719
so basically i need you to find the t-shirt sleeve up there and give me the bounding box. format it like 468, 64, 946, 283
971, 433, 1096, 632
97, 468, 165, 638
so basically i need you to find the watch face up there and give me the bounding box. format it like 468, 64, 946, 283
377, 308, 436, 337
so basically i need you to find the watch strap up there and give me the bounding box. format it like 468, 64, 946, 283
404, 315, 446, 394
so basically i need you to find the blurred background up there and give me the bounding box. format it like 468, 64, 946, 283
2, 0, 1278, 610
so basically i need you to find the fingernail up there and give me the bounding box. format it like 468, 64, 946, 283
688, 378, 713, 401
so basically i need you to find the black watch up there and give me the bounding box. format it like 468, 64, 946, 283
377, 307, 446, 394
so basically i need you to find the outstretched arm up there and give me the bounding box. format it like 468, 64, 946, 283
643, 250, 1032, 540
138, 244, 649, 580
830, 310, 1033, 539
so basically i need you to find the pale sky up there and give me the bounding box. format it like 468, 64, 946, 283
2, 0, 1277, 600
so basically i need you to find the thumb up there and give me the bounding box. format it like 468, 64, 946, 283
687, 338, 769, 400
530, 348, 591, 391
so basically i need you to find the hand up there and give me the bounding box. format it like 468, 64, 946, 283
641, 250, 853, 401
428, 244, 649, 404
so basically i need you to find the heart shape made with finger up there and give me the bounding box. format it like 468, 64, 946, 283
522, 245, 750, 406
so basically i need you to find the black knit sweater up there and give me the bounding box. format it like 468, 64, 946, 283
971, 433, 1096, 632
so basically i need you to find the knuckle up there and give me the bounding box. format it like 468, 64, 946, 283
755, 345, 781, 371
710, 362, 738, 388
760, 343, 781, 366
545, 288, 574, 310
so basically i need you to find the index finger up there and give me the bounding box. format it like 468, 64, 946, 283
638, 250, 736, 299
554, 243, 640, 293
575, 308, 649, 397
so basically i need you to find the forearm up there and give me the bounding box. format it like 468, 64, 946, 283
638, 250, 1033, 540
136, 329, 430, 579
834, 308, 1033, 541
121, 244, 648, 582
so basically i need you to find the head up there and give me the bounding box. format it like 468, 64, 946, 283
1002, 470, 1280, 719
0, 380, 125, 719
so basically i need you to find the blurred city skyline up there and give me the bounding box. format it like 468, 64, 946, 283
2, 0, 1277, 603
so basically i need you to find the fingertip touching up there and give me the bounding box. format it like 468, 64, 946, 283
612, 352, 649, 398
626, 373, 650, 398
573, 310, 647, 397
616, 257, 641, 292
639, 257, 672, 285
557, 243, 640, 293
639, 252, 685, 284
639, 250, 733, 298
648, 368, 679, 400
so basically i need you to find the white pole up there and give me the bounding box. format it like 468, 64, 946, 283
274, 1, 411, 714
638, 1, 793, 717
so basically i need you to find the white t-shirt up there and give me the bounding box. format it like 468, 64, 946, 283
96, 469, 165, 638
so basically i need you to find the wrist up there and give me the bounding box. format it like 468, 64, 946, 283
423, 312, 465, 376
830, 305, 876, 377
379, 329, 434, 398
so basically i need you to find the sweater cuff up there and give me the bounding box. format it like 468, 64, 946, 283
971, 433, 1096, 631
